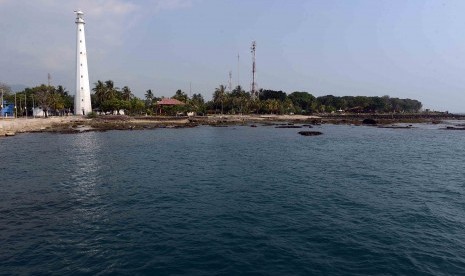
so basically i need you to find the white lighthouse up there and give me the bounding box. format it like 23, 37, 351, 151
74, 10, 92, 115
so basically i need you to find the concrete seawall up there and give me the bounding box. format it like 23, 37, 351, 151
0, 117, 77, 136
1, 114, 463, 137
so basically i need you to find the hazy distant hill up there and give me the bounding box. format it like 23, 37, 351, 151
10, 84, 28, 92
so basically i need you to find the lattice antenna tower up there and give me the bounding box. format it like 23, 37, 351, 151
228, 71, 232, 92
251, 41, 257, 99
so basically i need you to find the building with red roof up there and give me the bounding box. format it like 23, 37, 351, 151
156, 98, 186, 115
157, 98, 185, 106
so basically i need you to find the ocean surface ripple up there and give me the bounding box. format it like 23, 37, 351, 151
1, 124, 465, 275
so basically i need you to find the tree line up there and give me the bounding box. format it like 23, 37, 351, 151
207, 86, 422, 114
1, 84, 73, 117
91, 80, 145, 115
1, 81, 423, 117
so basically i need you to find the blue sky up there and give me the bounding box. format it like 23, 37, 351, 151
1, 0, 465, 112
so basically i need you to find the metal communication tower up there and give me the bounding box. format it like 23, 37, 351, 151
228, 71, 232, 92
251, 41, 257, 99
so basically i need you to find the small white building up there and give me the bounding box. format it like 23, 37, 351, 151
33, 107, 45, 117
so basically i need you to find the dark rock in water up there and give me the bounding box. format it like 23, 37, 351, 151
362, 118, 377, 125
250, 125, 257, 128
444, 126, 465, 130
275, 125, 303, 129
378, 125, 413, 129
55, 129, 81, 134
302, 124, 313, 128
298, 131, 323, 136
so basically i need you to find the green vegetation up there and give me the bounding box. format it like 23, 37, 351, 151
206, 86, 422, 114
91, 80, 143, 115
3, 80, 423, 117
86, 111, 98, 118
3, 84, 73, 117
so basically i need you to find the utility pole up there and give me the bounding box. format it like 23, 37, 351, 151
25, 90, 27, 119
251, 41, 257, 99
48, 73, 52, 117
1, 88, 3, 120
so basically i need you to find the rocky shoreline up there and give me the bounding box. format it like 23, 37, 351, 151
1, 113, 464, 137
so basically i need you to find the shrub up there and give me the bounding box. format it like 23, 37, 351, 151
87, 112, 98, 118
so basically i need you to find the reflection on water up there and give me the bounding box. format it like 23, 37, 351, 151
66, 132, 106, 227
66, 132, 111, 264
68, 132, 101, 198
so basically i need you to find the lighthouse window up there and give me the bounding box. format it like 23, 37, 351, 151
80, 40, 82, 43
81, 75, 83, 78
80, 52, 82, 54
81, 87, 83, 90
79, 29, 82, 31
80, 63, 82, 66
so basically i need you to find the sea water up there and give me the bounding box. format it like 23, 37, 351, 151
1, 124, 465, 275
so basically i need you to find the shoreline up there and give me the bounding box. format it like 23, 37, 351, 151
1, 113, 464, 137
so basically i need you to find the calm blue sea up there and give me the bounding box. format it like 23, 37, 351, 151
1, 123, 465, 275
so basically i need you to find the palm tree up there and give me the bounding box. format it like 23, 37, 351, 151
104, 80, 118, 100
265, 99, 279, 114
145, 89, 153, 101
145, 89, 154, 107
122, 86, 132, 101
56, 85, 68, 96
55, 85, 73, 113
92, 80, 106, 106
173, 89, 188, 103
214, 85, 227, 114
191, 93, 205, 113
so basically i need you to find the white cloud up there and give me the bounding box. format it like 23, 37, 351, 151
150, 0, 194, 12
79, 0, 139, 16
